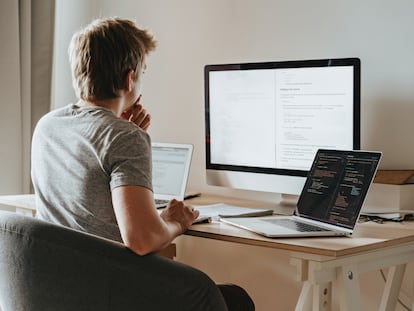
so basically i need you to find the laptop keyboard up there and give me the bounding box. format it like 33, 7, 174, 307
262, 218, 330, 232
155, 199, 168, 209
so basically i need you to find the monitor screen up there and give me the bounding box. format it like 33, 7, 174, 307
204, 58, 360, 197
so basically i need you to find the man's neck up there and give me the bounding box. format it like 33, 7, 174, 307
77, 98, 124, 117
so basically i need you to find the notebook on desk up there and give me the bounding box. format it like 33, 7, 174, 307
220, 149, 382, 238
152, 142, 193, 208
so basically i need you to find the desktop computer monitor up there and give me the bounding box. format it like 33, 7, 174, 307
204, 58, 360, 204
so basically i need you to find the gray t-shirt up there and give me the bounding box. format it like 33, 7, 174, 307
31, 104, 152, 242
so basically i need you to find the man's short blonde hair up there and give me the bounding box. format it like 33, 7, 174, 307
69, 17, 157, 101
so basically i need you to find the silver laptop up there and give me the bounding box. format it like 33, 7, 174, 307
220, 149, 382, 238
152, 142, 193, 208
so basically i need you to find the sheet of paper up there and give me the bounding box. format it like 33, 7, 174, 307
194, 203, 273, 220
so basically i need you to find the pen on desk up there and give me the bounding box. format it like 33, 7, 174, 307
184, 193, 201, 200
193, 216, 212, 224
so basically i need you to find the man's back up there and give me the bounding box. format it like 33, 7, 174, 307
31, 104, 152, 242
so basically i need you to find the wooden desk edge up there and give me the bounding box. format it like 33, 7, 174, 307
0, 194, 36, 211
186, 224, 414, 258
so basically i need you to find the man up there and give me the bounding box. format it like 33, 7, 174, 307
31, 17, 254, 310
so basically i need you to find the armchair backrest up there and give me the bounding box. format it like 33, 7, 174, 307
0, 211, 227, 311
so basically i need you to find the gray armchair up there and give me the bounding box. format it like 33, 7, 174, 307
0, 211, 228, 311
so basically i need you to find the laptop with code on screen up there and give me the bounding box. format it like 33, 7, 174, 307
152, 142, 193, 209
220, 149, 382, 238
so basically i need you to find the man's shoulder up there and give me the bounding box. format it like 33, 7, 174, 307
37, 104, 77, 124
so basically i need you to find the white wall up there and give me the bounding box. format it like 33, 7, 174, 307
53, 0, 414, 199
52, 1, 414, 310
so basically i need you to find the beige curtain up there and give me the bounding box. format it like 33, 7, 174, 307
0, 0, 55, 194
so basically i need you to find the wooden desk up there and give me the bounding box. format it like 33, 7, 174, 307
186, 195, 414, 311
2, 194, 414, 310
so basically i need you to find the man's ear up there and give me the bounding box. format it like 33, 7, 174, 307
125, 70, 135, 91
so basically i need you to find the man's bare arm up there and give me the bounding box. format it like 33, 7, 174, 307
111, 185, 198, 255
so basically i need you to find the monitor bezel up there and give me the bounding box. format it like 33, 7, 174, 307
204, 57, 361, 178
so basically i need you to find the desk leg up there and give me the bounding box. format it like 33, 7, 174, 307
379, 264, 406, 311
337, 264, 361, 311
156, 243, 177, 259
312, 282, 332, 311
295, 281, 312, 311
292, 258, 312, 311
292, 244, 414, 311
292, 259, 332, 311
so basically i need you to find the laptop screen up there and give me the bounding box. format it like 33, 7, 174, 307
152, 143, 193, 200
296, 149, 381, 229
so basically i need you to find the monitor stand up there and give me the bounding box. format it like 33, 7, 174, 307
274, 193, 299, 215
